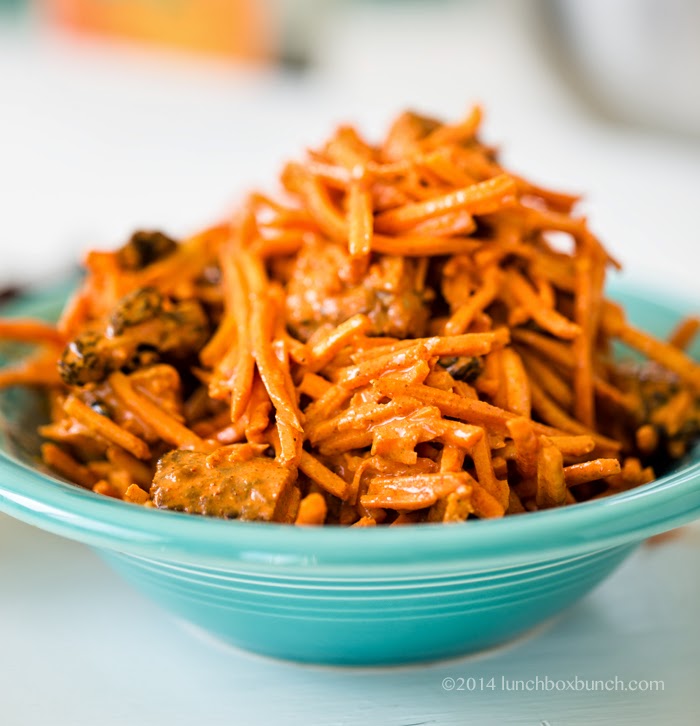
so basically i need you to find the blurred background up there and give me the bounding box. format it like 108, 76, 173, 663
1, 0, 699, 297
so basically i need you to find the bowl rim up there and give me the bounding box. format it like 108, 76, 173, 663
1, 277, 700, 570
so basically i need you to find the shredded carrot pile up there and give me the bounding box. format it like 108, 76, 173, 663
2, 106, 700, 525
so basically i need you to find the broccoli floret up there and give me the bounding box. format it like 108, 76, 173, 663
438, 355, 483, 382
59, 288, 209, 387
116, 230, 177, 270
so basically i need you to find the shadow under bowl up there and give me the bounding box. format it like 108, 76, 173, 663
1, 279, 699, 666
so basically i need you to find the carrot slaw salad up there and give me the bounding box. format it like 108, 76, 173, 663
1, 106, 699, 526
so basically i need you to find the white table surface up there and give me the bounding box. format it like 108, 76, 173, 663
2, 513, 699, 725
1, 1, 700, 723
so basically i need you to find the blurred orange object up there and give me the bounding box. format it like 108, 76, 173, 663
45, 0, 272, 61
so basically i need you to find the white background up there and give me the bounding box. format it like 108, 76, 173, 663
1, 1, 699, 299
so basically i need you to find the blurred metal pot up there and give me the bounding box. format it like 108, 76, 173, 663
542, 0, 700, 137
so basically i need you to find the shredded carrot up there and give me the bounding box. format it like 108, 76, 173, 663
529, 378, 621, 451
298, 372, 333, 400
41, 443, 97, 489
520, 350, 573, 409
240, 251, 303, 466
109, 372, 205, 451
299, 451, 350, 501
295, 492, 328, 525
0, 354, 63, 388
668, 316, 700, 351
506, 417, 538, 480
536, 438, 566, 509
445, 265, 501, 335
105, 446, 153, 488
500, 348, 531, 418
124, 483, 151, 505
472, 434, 509, 509
374, 174, 517, 233
547, 435, 596, 457
347, 178, 374, 272
217, 234, 256, 420
244, 374, 273, 444
507, 269, 581, 339
352, 515, 377, 527
306, 314, 371, 372
0, 319, 65, 346
635, 424, 659, 455
360, 472, 470, 511
564, 459, 622, 487
420, 105, 482, 151
572, 253, 595, 426
63, 395, 151, 461
470, 477, 506, 518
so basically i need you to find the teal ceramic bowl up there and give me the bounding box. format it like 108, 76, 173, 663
1, 280, 700, 666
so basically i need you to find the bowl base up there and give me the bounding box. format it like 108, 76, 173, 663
173, 608, 569, 671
